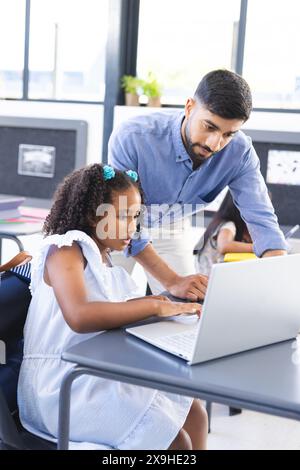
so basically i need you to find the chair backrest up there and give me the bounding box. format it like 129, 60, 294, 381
0, 265, 57, 450
0, 256, 31, 449
0, 251, 32, 273
0, 267, 31, 344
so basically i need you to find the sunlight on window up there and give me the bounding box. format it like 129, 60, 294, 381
137, 0, 240, 105
29, 0, 109, 101
243, 0, 300, 109
0, 0, 25, 98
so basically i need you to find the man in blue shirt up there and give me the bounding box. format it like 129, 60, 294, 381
108, 70, 287, 299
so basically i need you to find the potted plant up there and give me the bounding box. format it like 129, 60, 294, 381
142, 72, 162, 107
121, 75, 141, 106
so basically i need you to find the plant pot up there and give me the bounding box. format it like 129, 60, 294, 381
147, 96, 161, 107
125, 93, 140, 106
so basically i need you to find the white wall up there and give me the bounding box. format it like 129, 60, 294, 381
0, 99, 104, 164
113, 105, 300, 132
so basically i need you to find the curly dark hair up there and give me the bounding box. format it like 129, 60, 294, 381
43, 163, 143, 237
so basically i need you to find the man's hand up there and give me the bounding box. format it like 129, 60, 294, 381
262, 250, 286, 258
167, 274, 208, 301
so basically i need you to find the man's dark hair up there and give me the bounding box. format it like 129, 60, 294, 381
194, 69, 252, 121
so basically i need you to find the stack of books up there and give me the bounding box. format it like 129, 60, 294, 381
0, 196, 25, 221
0, 196, 49, 224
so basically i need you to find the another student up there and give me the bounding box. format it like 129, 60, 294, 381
17, 164, 208, 450
195, 190, 253, 276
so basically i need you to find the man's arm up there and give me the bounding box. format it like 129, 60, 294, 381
108, 123, 138, 172
134, 243, 208, 301
262, 249, 286, 257
229, 145, 287, 257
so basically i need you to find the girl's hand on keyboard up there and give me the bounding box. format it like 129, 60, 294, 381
127, 294, 171, 303
128, 294, 171, 302
156, 301, 201, 318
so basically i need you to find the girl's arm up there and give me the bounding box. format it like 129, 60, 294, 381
45, 243, 200, 333
217, 228, 253, 255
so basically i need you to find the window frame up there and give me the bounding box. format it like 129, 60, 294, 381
4, 0, 299, 164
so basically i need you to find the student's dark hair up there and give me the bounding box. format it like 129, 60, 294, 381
43, 163, 143, 237
202, 190, 249, 249
194, 69, 252, 121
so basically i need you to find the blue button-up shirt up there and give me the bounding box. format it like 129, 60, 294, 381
108, 111, 287, 257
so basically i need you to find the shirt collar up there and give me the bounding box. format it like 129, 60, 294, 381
171, 112, 191, 163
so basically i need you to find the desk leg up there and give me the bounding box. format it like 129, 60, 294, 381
8, 235, 24, 252
206, 401, 212, 433
0, 234, 24, 264
57, 366, 88, 450
58, 366, 105, 450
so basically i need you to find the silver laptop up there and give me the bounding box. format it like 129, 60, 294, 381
126, 254, 300, 365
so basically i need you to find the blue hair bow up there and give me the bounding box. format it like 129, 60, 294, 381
125, 170, 138, 182
103, 165, 115, 181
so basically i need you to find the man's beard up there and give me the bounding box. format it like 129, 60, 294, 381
184, 118, 214, 165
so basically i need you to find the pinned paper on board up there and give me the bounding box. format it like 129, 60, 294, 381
267, 150, 300, 186
18, 144, 56, 178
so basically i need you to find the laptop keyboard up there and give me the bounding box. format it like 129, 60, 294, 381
155, 330, 198, 357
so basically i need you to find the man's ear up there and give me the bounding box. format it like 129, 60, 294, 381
185, 97, 196, 118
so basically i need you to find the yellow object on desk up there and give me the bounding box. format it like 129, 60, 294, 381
224, 252, 257, 262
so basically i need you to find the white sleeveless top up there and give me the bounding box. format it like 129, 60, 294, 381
18, 230, 192, 450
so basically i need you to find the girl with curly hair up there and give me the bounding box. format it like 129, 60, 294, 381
18, 163, 207, 450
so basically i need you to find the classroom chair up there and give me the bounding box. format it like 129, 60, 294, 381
0, 253, 56, 450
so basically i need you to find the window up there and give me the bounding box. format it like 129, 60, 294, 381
243, 0, 300, 109
0, 0, 26, 99
137, 0, 241, 105
28, 0, 109, 101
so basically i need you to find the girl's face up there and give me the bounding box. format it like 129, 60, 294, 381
95, 186, 142, 252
